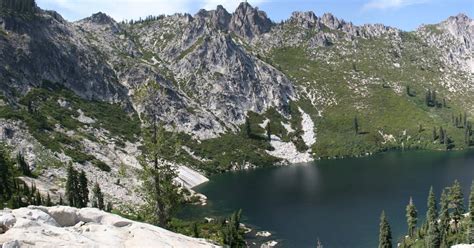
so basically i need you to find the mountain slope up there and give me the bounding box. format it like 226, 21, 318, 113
0, 2, 473, 208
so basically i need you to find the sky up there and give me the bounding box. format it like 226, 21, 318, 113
36, 0, 474, 31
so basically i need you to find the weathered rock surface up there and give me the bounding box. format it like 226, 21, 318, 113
0, 206, 220, 248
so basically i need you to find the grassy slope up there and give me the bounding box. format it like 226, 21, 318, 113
269, 33, 472, 158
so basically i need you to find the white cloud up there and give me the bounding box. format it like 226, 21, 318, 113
363, 0, 430, 10
37, 0, 268, 21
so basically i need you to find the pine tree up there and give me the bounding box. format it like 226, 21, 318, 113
106, 202, 113, 212
467, 181, 474, 243
439, 127, 445, 144
0, 148, 13, 202
464, 112, 468, 128
449, 180, 464, 232
427, 186, 437, 225
65, 165, 79, 207
34, 191, 42, 206
78, 171, 89, 208
426, 90, 432, 107
140, 118, 180, 227
406, 197, 418, 237
266, 121, 271, 141
354, 117, 359, 135
379, 211, 392, 248
91, 182, 105, 210
245, 117, 251, 138
45, 193, 52, 207
439, 188, 450, 238
427, 220, 441, 248
17, 153, 32, 177
193, 222, 199, 238
444, 132, 449, 150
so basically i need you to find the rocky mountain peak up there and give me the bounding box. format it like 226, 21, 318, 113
86, 12, 116, 25
438, 13, 474, 48
213, 6, 231, 31
290, 11, 318, 29
229, 2, 273, 39
320, 13, 345, 30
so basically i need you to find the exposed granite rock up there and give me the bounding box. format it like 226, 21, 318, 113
229, 2, 273, 40
0, 206, 220, 248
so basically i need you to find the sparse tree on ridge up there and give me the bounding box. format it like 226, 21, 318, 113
266, 121, 271, 141
449, 180, 464, 232
467, 181, 474, 243
354, 116, 359, 135
379, 211, 392, 248
439, 188, 450, 241
406, 197, 418, 238
140, 116, 180, 227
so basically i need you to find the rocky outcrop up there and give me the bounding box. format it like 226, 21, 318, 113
0, 206, 220, 248
229, 2, 273, 40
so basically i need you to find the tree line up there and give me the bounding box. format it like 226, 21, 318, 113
0, 143, 111, 212
379, 180, 474, 248
65, 165, 111, 211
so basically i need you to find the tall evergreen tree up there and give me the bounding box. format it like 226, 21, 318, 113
45, 193, 52, 207
34, 191, 42, 206
406, 197, 418, 237
427, 186, 437, 225
140, 117, 180, 227
91, 182, 105, 210
266, 121, 271, 141
427, 220, 441, 248
354, 117, 359, 135
245, 117, 251, 138
467, 181, 474, 243
439, 127, 445, 144
379, 211, 392, 248
65, 165, 78, 207
78, 171, 89, 208
16, 153, 32, 177
439, 188, 450, 238
0, 147, 13, 203
449, 180, 464, 232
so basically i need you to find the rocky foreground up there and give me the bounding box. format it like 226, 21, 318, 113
0, 206, 220, 248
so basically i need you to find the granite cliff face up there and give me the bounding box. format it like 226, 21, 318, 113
1, 4, 472, 139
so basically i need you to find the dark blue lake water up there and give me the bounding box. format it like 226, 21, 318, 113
183, 150, 474, 247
